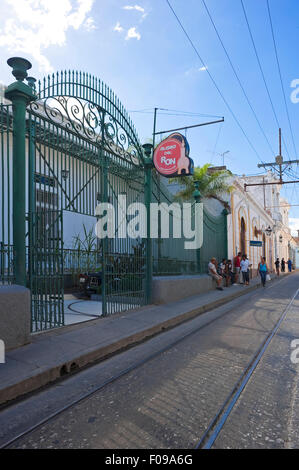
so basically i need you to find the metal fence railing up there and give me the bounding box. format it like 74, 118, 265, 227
0, 243, 14, 284
0, 104, 13, 285
63, 248, 103, 274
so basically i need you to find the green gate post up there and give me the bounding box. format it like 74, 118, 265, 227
100, 143, 109, 316
193, 181, 201, 273
143, 144, 153, 304
222, 208, 228, 259
5, 57, 36, 286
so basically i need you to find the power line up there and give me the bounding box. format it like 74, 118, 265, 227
158, 108, 223, 118
240, 0, 291, 160
129, 108, 223, 118
267, 0, 298, 158
201, 0, 275, 156
165, 0, 269, 168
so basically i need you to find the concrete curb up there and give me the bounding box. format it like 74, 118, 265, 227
0, 276, 288, 407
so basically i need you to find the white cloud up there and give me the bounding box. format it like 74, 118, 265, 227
114, 22, 124, 33
84, 17, 96, 31
185, 65, 208, 77
125, 27, 141, 41
0, 0, 96, 73
289, 218, 299, 236
123, 4, 147, 19
123, 5, 145, 13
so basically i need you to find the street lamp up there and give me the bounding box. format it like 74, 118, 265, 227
265, 226, 272, 237
279, 235, 283, 243
61, 169, 69, 181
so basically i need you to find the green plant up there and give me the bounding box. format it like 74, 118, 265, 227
170, 163, 233, 210
73, 225, 101, 271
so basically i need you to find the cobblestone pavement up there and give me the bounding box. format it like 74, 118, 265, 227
3, 274, 299, 449
213, 284, 299, 449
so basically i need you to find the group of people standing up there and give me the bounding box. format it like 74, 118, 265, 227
209, 252, 293, 291
208, 253, 252, 291
274, 258, 293, 276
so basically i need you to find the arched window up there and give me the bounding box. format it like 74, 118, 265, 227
240, 217, 246, 255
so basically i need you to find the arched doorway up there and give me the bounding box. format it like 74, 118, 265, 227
240, 217, 246, 255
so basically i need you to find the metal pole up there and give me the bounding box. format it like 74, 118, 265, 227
100, 116, 108, 316
154, 118, 224, 136
143, 144, 153, 304
244, 180, 299, 190
28, 116, 36, 291
152, 107, 158, 151
222, 208, 228, 259
193, 182, 201, 272
279, 128, 283, 183
5, 57, 36, 286
152, 108, 162, 265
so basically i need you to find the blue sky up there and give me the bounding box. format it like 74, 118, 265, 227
0, 0, 298, 230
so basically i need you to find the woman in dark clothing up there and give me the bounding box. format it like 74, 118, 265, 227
281, 258, 285, 273
275, 258, 280, 276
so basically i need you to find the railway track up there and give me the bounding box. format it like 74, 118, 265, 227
1, 276, 298, 449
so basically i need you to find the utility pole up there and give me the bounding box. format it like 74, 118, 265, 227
152, 108, 162, 264
257, 128, 299, 180
143, 143, 154, 305
244, 129, 299, 191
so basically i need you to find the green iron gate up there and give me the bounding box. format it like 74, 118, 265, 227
200, 207, 228, 273
1, 62, 228, 332
25, 71, 147, 329
29, 210, 64, 331
0, 104, 13, 285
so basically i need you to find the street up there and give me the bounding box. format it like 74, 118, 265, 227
1, 273, 299, 449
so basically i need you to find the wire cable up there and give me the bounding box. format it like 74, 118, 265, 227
201, 0, 275, 157
240, 0, 291, 160
267, 0, 298, 158
165, 0, 269, 167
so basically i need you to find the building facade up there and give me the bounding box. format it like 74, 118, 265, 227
230, 172, 296, 272
203, 170, 296, 274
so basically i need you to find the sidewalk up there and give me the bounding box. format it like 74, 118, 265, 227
0, 274, 288, 406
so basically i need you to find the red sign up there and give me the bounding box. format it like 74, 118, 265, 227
153, 133, 193, 178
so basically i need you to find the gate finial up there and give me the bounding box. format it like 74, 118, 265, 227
26, 76, 36, 90
7, 57, 32, 82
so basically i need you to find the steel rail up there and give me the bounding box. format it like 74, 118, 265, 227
0, 275, 295, 449
196, 286, 299, 449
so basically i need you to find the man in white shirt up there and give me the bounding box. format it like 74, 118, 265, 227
240, 255, 250, 285
208, 257, 223, 291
